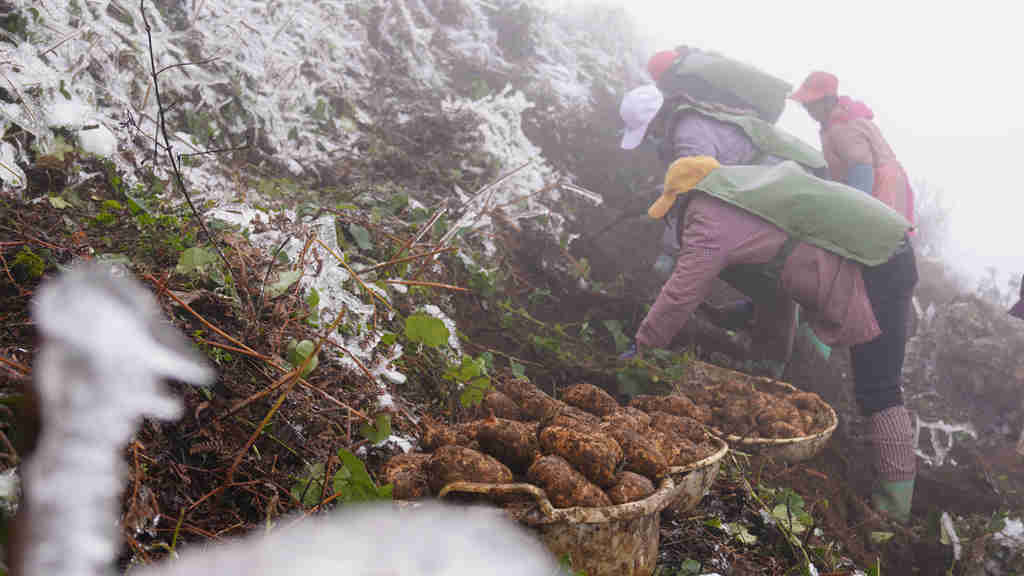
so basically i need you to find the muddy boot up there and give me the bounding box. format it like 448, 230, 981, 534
869, 405, 916, 524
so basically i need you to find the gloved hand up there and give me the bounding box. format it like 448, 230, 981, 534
620, 342, 641, 360
653, 254, 675, 278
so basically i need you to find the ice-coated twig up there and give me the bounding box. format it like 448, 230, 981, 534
20, 263, 214, 576
17, 266, 561, 576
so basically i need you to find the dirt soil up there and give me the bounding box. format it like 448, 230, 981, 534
3, 150, 1021, 576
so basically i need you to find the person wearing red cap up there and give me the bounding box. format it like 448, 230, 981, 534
648, 49, 682, 84
790, 71, 919, 522
790, 71, 915, 227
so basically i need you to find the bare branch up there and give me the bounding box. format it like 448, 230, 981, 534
140, 0, 232, 275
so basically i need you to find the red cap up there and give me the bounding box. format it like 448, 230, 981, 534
647, 50, 679, 83
789, 71, 839, 103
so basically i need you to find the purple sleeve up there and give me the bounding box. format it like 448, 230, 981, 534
671, 112, 718, 159
636, 206, 729, 349
670, 111, 758, 165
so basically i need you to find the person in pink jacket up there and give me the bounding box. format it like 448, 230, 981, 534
630, 156, 919, 523
790, 71, 915, 228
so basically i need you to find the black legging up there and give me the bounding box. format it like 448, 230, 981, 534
850, 242, 918, 415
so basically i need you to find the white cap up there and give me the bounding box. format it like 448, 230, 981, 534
619, 84, 664, 150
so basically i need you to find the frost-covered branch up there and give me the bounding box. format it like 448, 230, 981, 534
18, 263, 214, 576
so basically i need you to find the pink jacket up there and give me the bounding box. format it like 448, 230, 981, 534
821, 97, 915, 227
636, 193, 881, 360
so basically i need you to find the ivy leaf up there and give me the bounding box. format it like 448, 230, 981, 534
615, 365, 651, 399
386, 192, 408, 214
724, 522, 758, 545
870, 531, 895, 544
444, 356, 486, 383
379, 331, 398, 347
510, 360, 527, 379
348, 224, 372, 251
459, 376, 492, 407
286, 339, 319, 377
304, 287, 320, 326
359, 413, 392, 445
267, 269, 302, 299
772, 504, 807, 534
290, 462, 326, 508
176, 246, 219, 276
333, 448, 391, 503
404, 314, 450, 348
603, 319, 630, 354
678, 559, 702, 576
48, 195, 70, 209
704, 517, 723, 530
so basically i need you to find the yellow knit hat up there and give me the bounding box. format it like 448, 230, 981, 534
648, 156, 721, 219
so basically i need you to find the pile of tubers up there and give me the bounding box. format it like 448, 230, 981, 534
381, 379, 724, 508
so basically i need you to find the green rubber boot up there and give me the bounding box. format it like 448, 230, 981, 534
871, 479, 915, 524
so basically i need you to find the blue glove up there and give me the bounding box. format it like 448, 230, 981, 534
620, 342, 638, 360
653, 254, 675, 278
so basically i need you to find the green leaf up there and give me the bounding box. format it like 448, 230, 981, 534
333, 448, 391, 503
286, 339, 319, 377
305, 287, 320, 308
348, 224, 372, 251
176, 246, 219, 276
870, 531, 895, 544
677, 558, 702, 576
304, 287, 320, 326
49, 135, 74, 161
704, 517, 722, 529
735, 524, 758, 545
615, 365, 652, 399
724, 522, 758, 545
603, 319, 630, 354
387, 192, 409, 214
459, 376, 492, 408
772, 503, 807, 534
290, 462, 325, 508
380, 332, 398, 347
123, 187, 153, 216
95, 253, 131, 268
48, 195, 70, 209
404, 314, 450, 348
338, 448, 372, 484
360, 413, 392, 445
444, 355, 486, 383
510, 360, 527, 379
267, 269, 302, 299
101, 199, 124, 211
528, 287, 554, 307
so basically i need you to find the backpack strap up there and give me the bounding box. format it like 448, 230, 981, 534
765, 235, 800, 281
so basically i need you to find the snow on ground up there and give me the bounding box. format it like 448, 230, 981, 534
1, 0, 644, 391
